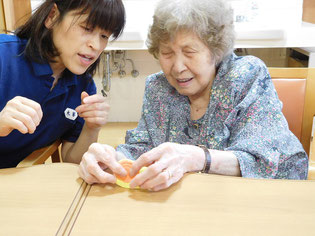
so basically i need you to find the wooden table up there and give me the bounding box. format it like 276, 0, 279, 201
1, 163, 315, 235
70, 173, 315, 236
0, 163, 86, 235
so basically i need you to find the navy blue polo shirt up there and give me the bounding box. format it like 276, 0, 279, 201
0, 34, 96, 168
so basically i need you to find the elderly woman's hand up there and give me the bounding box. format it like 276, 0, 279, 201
129, 142, 205, 191
75, 91, 110, 130
78, 143, 127, 185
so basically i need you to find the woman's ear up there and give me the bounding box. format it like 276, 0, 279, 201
44, 3, 60, 29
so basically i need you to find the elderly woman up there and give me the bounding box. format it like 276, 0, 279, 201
79, 0, 308, 190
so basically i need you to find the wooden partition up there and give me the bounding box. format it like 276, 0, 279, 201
0, 0, 6, 32
303, 0, 315, 24
1, 0, 31, 32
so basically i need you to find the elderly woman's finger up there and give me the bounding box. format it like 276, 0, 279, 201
129, 159, 170, 188
130, 145, 168, 177
143, 167, 184, 191
139, 168, 172, 189
151, 182, 171, 192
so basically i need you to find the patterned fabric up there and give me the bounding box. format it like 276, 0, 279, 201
117, 53, 308, 179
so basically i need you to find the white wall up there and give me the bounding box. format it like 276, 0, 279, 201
30, 0, 304, 122
231, 0, 303, 26
31, 0, 303, 26
30, 0, 43, 10
94, 50, 161, 122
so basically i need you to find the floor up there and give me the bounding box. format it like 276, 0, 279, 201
45, 122, 138, 164
98, 122, 138, 148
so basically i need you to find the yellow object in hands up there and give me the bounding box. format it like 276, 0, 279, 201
115, 159, 147, 189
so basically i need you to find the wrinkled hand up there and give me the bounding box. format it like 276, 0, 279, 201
0, 96, 43, 137
129, 142, 204, 191
78, 143, 127, 184
75, 92, 109, 129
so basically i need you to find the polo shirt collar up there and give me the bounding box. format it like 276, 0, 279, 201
31, 61, 78, 87
62, 69, 78, 87
31, 60, 53, 77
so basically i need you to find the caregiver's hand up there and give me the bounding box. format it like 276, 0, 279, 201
78, 143, 127, 184
76, 91, 110, 129
0, 96, 43, 136
129, 142, 205, 191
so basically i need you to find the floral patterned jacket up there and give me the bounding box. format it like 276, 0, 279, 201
117, 53, 308, 179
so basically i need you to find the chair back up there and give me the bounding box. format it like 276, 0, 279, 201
269, 68, 315, 156
17, 140, 61, 167
270, 68, 307, 140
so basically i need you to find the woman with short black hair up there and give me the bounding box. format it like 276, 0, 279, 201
0, 0, 125, 168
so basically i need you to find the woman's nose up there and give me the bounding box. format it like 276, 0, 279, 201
88, 34, 102, 51
172, 55, 187, 74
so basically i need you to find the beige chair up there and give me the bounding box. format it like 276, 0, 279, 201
17, 140, 61, 167
269, 68, 315, 179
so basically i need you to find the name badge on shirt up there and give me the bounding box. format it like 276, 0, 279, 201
64, 108, 78, 121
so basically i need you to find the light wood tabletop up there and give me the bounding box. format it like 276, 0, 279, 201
2, 163, 315, 235
70, 173, 315, 236
0, 163, 85, 236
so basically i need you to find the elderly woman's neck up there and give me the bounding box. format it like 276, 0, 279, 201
189, 91, 211, 120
